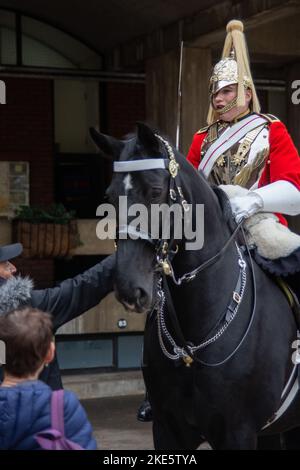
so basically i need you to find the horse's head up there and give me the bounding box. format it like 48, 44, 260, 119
91, 123, 174, 312
91, 123, 225, 313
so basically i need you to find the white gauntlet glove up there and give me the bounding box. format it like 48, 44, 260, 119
230, 192, 263, 224
230, 180, 300, 223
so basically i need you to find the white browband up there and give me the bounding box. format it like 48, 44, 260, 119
118, 225, 153, 241
114, 159, 169, 172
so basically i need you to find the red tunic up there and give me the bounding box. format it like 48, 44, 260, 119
186, 121, 300, 226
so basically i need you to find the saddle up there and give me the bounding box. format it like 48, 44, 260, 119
213, 184, 300, 275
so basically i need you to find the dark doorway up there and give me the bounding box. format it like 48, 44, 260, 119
55, 154, 106, 218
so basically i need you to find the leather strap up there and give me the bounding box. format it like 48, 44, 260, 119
51, 390, 65, 436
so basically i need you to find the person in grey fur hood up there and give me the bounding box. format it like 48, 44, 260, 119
0, 243, 115, 390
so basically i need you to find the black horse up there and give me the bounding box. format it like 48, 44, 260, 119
91, 123, 300, 450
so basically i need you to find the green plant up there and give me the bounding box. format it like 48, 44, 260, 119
14, 204, 76, 225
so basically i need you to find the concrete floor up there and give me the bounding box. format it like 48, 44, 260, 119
82, 394, 289, 450
82, 394, 154, 450
82, 394, 212, 450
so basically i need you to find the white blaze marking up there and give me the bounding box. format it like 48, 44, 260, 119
123, 174, 133, 193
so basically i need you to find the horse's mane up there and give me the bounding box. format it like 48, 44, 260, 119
157, 134, 234, 227
212, 184, 236, 230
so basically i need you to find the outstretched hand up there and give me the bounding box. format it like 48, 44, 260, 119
230, 192, 264, 224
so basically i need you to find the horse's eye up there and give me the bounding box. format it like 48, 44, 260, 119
105, 187, 114, 203
151, 187, 162, 200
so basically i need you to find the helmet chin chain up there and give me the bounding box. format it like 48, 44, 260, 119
215, 97, 237, 115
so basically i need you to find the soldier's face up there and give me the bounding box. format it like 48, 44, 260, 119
0, 261, 17, 280
212, 84, 252, 121
213, 84, 237, 109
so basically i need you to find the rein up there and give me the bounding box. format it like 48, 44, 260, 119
157, 232, 257, 368
167, 220, 244, 285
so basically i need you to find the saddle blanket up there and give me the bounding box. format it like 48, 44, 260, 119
221, 184, 300, 276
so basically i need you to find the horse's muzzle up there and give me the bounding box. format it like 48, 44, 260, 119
115, 286, 152, 314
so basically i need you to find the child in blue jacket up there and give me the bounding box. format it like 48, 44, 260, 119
0, 307, 97, 450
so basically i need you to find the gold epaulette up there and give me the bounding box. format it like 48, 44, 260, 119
259, 113, 280, 123
196, 125, 209, 134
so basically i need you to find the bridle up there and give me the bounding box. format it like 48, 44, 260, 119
115, 134, 189, 274
113, 133, 257, 367
114, 133, 244, 279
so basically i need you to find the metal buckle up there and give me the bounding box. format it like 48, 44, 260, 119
158, 259, 171, 276
182, 200, 190, 212
183, 355, 194, 367
162, 241, 168, 255
185, 273, 196, 282
169, 189, 177, 201
177, 186, 184, 198
168, 159, 179, 178
233, 291, 241, 304
238, 259, 246, 270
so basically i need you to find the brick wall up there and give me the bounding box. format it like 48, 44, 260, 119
0, 78, 146, 287
103, 81, 145, 185
0, 77, 55, 286
0, 79, 145, 203
106, 82, 145, 138
0, 77, 54, 206
14, 258, 55, 289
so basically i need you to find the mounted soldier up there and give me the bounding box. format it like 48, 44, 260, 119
187, 19, 300, 292
188, 20, 300, 220
187, 19, 300, 449
137, 19, 300, 443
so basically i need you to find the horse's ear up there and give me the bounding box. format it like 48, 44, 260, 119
136, 122, 159, 152
89, 127, 123, 161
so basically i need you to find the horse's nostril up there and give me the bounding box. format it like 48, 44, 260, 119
134, 288, 149, 307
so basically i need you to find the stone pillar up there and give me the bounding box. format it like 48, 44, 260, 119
146, 47, 211, 155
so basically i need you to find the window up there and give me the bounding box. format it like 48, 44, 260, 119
0, 162, 29, 216
117, 335, 144, 369
256, 80, 287, 123
0, 10, 102, 70
0, 10, 16, 65
21, 16, 102, 69
56, 334, 144, 371
54, 80, 99, 153
56, 337, 113, 370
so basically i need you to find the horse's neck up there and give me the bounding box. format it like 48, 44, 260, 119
171, 197, 239, 339
169, 162, 240, 336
